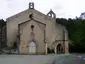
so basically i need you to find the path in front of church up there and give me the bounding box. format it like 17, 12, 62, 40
0, 54, 85, 64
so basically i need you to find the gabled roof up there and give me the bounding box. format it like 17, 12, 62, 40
6, 8, 56, 22
6, 2, 56, 22
6, 9, 46, 20
18, 18, 46, 26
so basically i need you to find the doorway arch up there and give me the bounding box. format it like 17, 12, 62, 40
57, 44, 63, 54
29, 41, 36, 54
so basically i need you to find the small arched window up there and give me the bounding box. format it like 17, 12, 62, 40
31, 25, 34, 31
31, 25, 34, 29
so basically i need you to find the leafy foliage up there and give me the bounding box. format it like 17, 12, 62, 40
0, 19, 6, 50
56, 18, 85, 53
0, 19, 6, 28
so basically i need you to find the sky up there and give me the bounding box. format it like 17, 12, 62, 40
0, 0, 85, 20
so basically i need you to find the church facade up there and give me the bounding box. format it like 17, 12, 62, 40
6, 2, 69, 54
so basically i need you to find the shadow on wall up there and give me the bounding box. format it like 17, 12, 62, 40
47, 48, 54, 54
47, 47, 64, 54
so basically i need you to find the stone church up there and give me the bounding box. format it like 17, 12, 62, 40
6, 2, 69, 54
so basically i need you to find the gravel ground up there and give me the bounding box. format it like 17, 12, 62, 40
0, 54, 85, 64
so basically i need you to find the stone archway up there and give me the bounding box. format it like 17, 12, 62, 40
57, 44, 63, 54
29, 41, 36, 54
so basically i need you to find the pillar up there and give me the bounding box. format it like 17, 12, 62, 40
55, 46, 57, 54
64, 32, 69, 54
45, 43, 47, 54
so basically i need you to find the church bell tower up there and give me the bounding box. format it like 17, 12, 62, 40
29, 2, 34, 9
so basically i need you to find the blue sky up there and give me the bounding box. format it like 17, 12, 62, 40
0, 0, 85, 20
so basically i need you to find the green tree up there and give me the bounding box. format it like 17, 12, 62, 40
56, 18, 85, 53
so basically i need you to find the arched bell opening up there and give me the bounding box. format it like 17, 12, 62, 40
47, 9, 56, 19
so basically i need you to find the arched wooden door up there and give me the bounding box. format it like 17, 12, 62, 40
29, 41, 36, 54
57, 44, 63, 54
